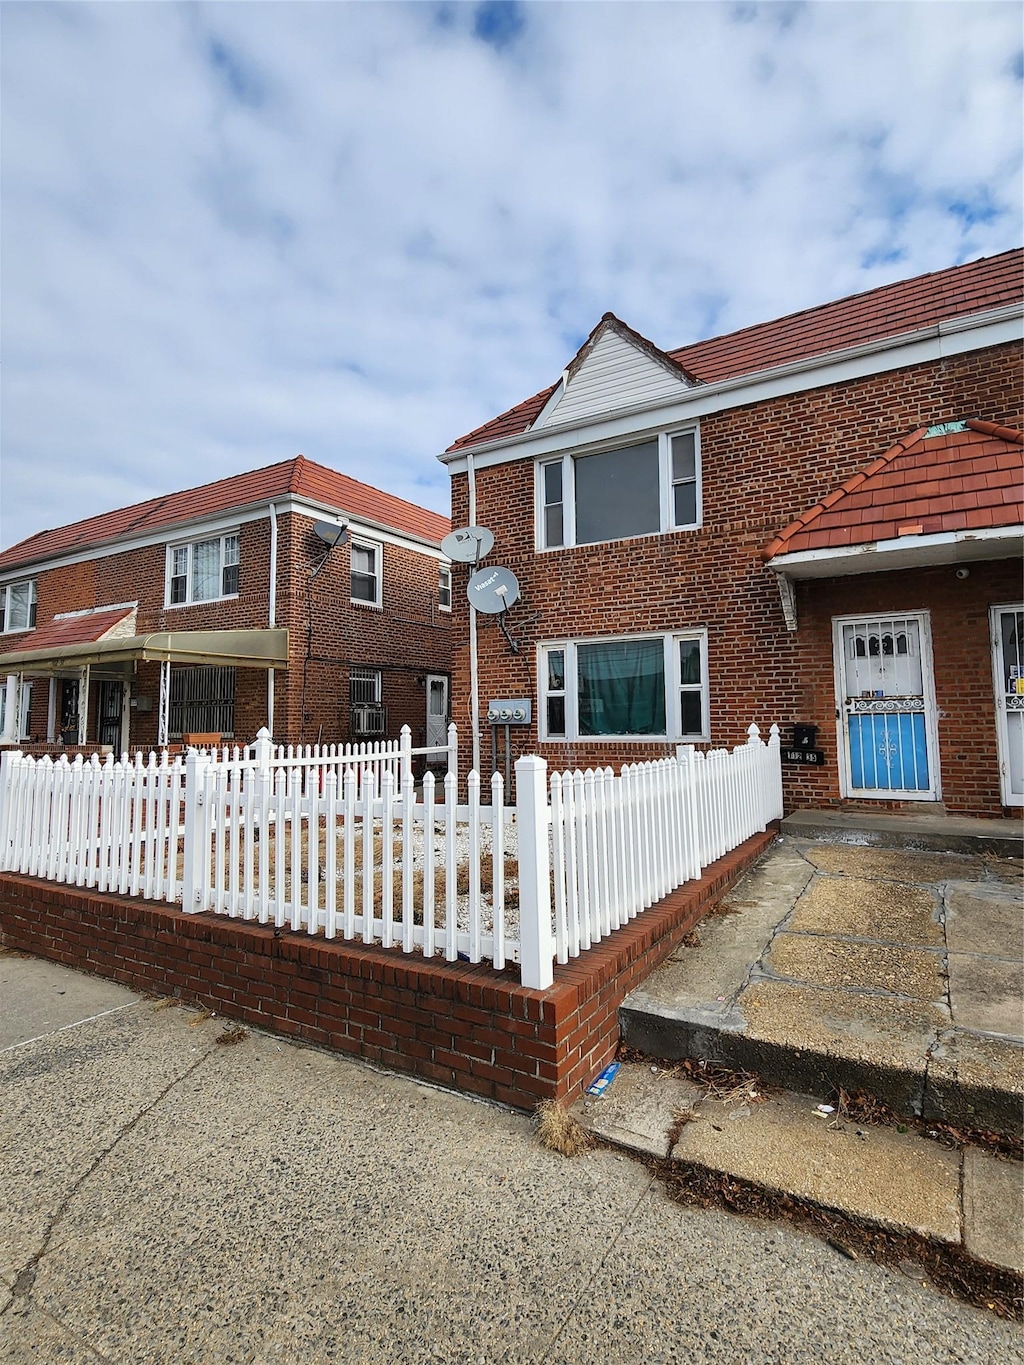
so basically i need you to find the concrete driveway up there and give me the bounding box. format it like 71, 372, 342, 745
1, 951, 1020, 1364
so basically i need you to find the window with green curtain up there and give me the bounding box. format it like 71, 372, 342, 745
577, 638, 666, 736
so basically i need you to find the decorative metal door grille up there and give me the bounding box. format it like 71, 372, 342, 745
838, 616, 933, 795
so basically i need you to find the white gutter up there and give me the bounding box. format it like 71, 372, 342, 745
769, 524, 1023, 579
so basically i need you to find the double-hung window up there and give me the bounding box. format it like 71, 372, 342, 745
350, 540, 382, 607
167, 533, 239, 605
539, 631, 708, 742
0, 579, 38, 633
538, 427, 700, 549
438, 565, 452, 611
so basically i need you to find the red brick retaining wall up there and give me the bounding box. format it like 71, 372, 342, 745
0, 827, 774, 1109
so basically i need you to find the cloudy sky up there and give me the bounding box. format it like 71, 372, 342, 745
1, 0, 1020, 550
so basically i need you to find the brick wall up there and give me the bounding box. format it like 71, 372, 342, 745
0, 827, 773, 1108
448, 343, 1023, 815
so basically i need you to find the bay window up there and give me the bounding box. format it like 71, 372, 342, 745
538, 426, 700, 549
540, 631, 709, 742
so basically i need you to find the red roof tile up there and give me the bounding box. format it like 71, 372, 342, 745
0, 456, 450, 573
763, 420, 1024, 560
448, 249, 1023, 452
16, 608, 135, 651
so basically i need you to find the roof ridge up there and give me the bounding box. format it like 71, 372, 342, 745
762, 427, 930, 561
567, 312, 700, 387
670, 248, 1024, 363
966, 418, 1024, 444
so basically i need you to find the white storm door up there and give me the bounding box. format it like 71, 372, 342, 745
425, 675, 449, 761
835, 613, 939, 800
991, 605, 1024, 806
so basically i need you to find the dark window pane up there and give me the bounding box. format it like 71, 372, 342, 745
673, 480, 697, 527
547, 696, 566, 735
577, 638, 666, 736
543, 462, 562, 502
547, 649, 565, 691
222, 563, 239, 596
680, 690, 702, 736
575, 441, 659, 544
679, 638, 701, 685
672, 433, 696, 481
351, 573, 377, 602
170, 576, 187, 604
544, 504, 564, 547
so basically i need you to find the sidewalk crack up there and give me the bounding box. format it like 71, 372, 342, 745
532, 1170, 658, 1364
0, 1048, 212, 1319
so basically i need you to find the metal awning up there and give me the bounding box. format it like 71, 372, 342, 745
0, 628, 290, 676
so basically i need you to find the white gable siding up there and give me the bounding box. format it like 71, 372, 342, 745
541, 329, 690, 429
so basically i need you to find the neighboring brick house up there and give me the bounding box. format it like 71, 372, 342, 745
439, 249, 1023, 816
0, 457, 452, 756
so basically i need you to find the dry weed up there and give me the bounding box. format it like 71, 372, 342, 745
216, 1025, 249, 1045
535, 1100, 594, 1157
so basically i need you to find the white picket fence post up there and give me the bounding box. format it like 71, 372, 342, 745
181, 748, 211, 913
516, 754, 554, 991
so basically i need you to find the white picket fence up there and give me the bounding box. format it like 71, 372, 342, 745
0, 722, 783, 989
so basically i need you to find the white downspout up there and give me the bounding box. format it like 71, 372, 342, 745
466, 452, 481, 778
267, 502, 278, 737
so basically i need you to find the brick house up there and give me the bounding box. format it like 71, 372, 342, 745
439, 250, 1023, 816
0, 457, 452, 756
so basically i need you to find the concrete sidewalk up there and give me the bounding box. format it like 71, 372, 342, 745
2, 953, 1020, 1363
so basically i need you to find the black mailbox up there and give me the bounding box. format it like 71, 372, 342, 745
793, 723, 818, 748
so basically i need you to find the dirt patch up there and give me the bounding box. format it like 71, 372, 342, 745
766, 933, 946, 1002
787, 876, 943, 946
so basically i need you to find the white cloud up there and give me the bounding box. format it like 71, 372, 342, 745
1, 0, 1020, 548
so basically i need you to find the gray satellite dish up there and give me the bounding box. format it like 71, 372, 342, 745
313, 520, 348, 547
441, 526, 494, 564
467, 565, 520, 614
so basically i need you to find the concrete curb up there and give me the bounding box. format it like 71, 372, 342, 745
574, 1063, 1024, 1279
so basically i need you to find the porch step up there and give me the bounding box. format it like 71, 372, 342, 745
574, 1062, 1023, 1283
618, 834, 1024, 1140
781, 807, 1023, 858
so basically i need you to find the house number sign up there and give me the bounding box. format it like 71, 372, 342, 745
782, 747, 826, 765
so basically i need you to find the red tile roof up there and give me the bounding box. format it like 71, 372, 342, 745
0, 456, 450, 573
763, 420, 1024, 560
447, 249, 1023, 452
16, 607, 135, 651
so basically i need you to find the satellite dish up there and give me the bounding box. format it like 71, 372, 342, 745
313, 520, 348, 547
467, 565, 520, 614
441, 526, 495, 564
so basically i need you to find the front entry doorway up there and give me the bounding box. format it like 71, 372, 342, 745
834, 612, 939, 801
425, 674, 449, 764
96, 680, 124, 751
991, 604, 1024, 807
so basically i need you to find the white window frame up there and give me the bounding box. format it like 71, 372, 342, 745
538, 630, 709, 743
350, 538, 383, 609
536, 426, 701, 551
0, 578, 38, 634
165, 532, 239, 607
438, 564, 452, 612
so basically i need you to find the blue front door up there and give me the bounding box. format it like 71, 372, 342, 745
837, 615, 937, 799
